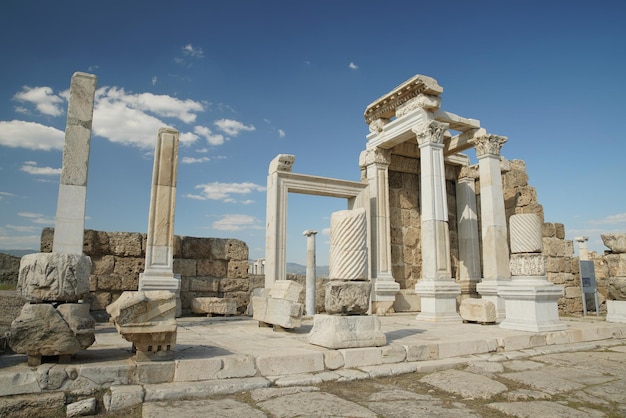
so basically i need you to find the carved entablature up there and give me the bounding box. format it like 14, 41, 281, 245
364, 74, 443, 125
395, 94, 442, 119
359, 148, 391, 169
412, 120, 449, 147
368, 118, 390, 134
469, 134, 508, 157
269, 154, 295, 174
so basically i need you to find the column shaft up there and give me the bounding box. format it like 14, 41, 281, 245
456, 173, 482, 298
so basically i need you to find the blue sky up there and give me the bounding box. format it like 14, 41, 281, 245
0, 0, 625, 265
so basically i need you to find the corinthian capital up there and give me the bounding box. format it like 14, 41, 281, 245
469, 134, 508, 157
368, 118, 390, 134
359, 148, 391, 168
412, 120, 449, 146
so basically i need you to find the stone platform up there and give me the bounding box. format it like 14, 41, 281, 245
1, 313, 625, 412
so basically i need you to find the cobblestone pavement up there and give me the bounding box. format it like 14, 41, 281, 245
140, 339, 626, 418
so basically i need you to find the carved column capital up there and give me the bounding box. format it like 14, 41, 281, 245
359, 148, 391, 168
469, 134, 508, 157
412, 120, 449, 147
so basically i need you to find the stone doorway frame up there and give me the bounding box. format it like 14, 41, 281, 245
264, 154, 370, 289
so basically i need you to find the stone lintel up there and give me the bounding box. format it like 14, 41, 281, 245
364, 74, 443, 124
444, 128, 486, 156
433, 109, 480, 131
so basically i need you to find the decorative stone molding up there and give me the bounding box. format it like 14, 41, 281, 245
469, 134, 508, 157
359, 148, 391, 168
268, 154, 295, 174
509, 253, 546, 276
368, 118, 390, 133
413, 120, 449, 147
364, 74, 443, 124
395, 94, 442, 118
458, 164, 479, 180
509, 214, 543, 254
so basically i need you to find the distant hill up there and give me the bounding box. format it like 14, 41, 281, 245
286, 262, 329, 277
0, 249, 37, 257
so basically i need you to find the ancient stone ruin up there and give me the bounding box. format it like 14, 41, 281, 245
9, 72, 98, 365
603, 233, 626, 323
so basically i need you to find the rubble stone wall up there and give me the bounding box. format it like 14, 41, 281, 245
40, 228, 250, 318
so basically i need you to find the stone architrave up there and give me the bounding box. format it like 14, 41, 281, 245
456, 166, 482, 299
53, 72, 97, 255
498, 214, 565, 332
303, 229, 318, 316
106, 291, 177, 361
413, 120, 461, 322
469, 134, 511, 320
138, 128, 181, 309
359, 148, 399, 314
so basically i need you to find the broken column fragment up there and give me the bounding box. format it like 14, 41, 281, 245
252, 280, 304, 329
309, 208, 386, 349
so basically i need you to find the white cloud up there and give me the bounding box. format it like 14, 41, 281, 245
322, 227, 331, 236
182, 44, 204, 58
187, 181, 266, 202
0, 192, 15, 200
13, 86, 64, 116
214, 119, 255, 136
18, 211, 54, 225
178, 131, 199, 146
194, 125, 225, 146
590, 213, 626, 225
151, 76, 157, 86
0, 120, 65, 150
278, 129, 286, 138
211, 214, 263, 231
182, 156, 210, 164
349, 62, 359, 70
20, 161, 61, 176
6, 224, 38, 233
241, 200, 255, 205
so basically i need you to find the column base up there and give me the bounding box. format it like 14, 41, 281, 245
498, 277, 566, 332
477, 279, 509, 321
459, 278, 480, 300
372, 274, 400, 315
414, 279, 461, 322
138, 273, 182, 317
308, 314, 386, 349
606, 300, 626, 323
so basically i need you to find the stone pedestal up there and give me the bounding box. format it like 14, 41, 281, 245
499, 214, 565, 332
252, 280, 303, 329
308, 314, 386, 349
106, 291, 177, 361
606, 300, 626, 323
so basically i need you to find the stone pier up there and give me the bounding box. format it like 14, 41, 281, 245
138, 128, 181, 312
470, 134, 511, 320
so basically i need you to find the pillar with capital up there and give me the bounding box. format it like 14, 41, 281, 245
575, 236, 590, 261
470, 134, 510, 320
413, 120, 461, 322
359, 147, 400, 314
303, 229, 318, 316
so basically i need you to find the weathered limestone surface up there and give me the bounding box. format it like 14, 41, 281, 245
106, 291, 177, 360
324, 281, 371, 315
459, 299, 496, 324
17, 252, 91, 302
602, 233, 626, 253
608, 277, 626, 301
9, 302, 94, 356
191, 297, 237, 316
253, 280, 303, 328
0, 253, 20, 286
308, 314, 386, 349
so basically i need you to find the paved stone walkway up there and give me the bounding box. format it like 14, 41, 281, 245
141, 340, 626, 417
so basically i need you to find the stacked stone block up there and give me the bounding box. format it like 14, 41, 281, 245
40, 228, 249, 318
602, 233, 626, 323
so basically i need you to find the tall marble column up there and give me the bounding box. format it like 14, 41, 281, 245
138, 128, 180, 296
53, 72, 97, 255
413, 120, 461, 322
470, 134, 510, 320
456, 166, 482, 299
575, 236, 590, 261
359, 148, 400, 314
303, 229, 318, 316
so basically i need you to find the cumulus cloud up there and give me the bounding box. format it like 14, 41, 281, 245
186, 181, 266, 202
214, 119, 255, 136
0, 120, 65, 150
590, 212, 626, 225
211, 214, 263, 231
194, 125, 225, 145
20, 161, 61, 176
182, 44, 204, 58
13, 86, 64, 116
349, 62, 359, 70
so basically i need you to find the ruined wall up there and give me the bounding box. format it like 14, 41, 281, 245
40, 228, 250, 318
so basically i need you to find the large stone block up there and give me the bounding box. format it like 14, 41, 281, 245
191, 297, 237, 315
308, 314, 386, 349
602, 233, 626, 253
459, 298, 496, 324
324, 281, 371, 314
17, 253, 91, 302
268, 280, 302, 302
510, 253, 546, 277
252, 296, 302, 328
608, 277, 626, 301
9, 302, 94, 356
108, 232, 143, 257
